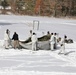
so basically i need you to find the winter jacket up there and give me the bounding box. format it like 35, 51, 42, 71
59, 39, 65, 46
12, 33, 19, 40
31, 35, 37, 43
50, 35, 55, 44
4, 32, 10, 40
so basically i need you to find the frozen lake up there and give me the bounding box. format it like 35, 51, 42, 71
0, 52, 76, 73
0, 15, 76, 75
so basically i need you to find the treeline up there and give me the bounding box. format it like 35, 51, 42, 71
0, 0, 76, 17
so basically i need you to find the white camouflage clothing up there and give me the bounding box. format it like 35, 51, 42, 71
31, 34, 37, 51
4, 30, 10, 49
58, 38, 65, 54
50, 35, 55, 50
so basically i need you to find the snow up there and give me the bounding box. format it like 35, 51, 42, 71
0, 6, 11, 10
0, 15, 76, 75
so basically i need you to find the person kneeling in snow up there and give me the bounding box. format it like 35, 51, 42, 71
31, 33, 37, 51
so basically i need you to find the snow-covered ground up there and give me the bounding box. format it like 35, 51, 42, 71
0, 15, 76, 75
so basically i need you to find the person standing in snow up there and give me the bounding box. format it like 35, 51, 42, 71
29, 30, 32, 37
47, 31, 51, 39
54, 33, 59, 49
7, 29, 12, 47
4, 29, 10, 49
28, 30, 33, 42
31, 33, 37, 51
12, 32, 19, 49
50, 33, 55, 51
58, 37, 66, 55
64, 35, 68, 43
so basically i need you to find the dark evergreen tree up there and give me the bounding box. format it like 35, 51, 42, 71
1, 0, 9, 9
1, 0, 9, 14
16, 0, 25, 13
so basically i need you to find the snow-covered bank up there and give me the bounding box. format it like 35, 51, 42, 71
0, 71, 76, 75
0, 15, 76, 25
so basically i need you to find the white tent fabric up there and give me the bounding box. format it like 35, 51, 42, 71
19, 41, 50, 50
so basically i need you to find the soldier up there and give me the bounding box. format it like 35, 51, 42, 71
58, 37, 66, 55
29, 30, 32, 37
4, 29, 10, 49
31, 33, 37, 51
12, 32, 19, 49
50, 33, 55, 51
54, 33, 59, 49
